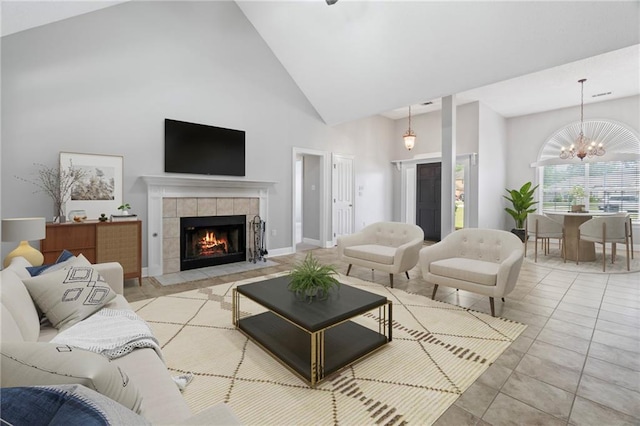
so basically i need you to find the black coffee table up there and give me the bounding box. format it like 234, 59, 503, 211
232, 276, 392, 386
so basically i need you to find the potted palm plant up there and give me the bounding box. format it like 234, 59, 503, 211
288, 253, 340, 303
504, 181, 539, 242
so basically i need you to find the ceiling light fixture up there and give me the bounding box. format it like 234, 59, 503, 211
560, 79, 605, 161
326, 0, 338, 5
403, 105, 416, 151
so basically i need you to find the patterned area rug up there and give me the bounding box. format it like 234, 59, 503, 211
131, 273, 526, 425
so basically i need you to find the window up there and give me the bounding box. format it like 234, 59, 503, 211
541, 161, 639, 220
536, 120, 640, 222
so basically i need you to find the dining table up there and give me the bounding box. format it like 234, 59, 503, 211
543, 210, 615, 262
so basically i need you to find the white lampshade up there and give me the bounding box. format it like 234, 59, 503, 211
2, 217, 47, 268
2, 217, 46, 242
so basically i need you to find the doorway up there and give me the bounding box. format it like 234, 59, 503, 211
416, 163, 442, 241
292, 148, 329, 253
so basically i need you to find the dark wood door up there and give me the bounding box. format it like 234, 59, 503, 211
417, 163, 441, 241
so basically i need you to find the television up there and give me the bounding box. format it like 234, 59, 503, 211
164, 118, 245, 177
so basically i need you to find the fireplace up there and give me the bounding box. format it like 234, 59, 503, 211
180, 215, 246, 271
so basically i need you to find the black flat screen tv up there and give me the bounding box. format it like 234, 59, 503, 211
165, 118, 245, 177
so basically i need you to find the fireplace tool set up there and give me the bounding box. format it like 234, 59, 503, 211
249, 215, 268, 263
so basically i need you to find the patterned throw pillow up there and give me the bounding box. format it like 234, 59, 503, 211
23, 266, 116, 330
0, 342, 143, 414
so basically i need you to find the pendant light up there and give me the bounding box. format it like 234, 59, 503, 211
403, 106, 416, 150
560, 79, 605, 160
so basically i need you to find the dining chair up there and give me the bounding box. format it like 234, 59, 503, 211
577, 216, 630, 272
525, 213, 565, 263
613, 212, 634, 259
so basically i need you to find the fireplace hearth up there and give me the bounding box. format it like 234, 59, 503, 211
180, 215, 246, 271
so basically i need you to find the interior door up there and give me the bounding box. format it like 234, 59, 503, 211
332, 154, 354, 245
417, 163, 441, 241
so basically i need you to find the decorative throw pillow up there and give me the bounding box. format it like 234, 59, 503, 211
27, 249, 76, 276
0, 384, 150, 426
0, 342, 143, 414
23, 266, 116, 330
6, 256, 33, 281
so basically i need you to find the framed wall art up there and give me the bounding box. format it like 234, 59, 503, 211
60, 152, 123, 220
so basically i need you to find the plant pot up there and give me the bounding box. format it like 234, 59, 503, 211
511, 228, 526, 242
292, 287, 322, 303
305, 288, 321, 298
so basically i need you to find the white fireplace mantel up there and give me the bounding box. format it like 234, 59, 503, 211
142, 174, 277, 190
142, 174, 277, 276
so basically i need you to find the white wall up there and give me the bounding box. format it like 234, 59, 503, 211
330, 115, 397, 232
1, 1, 397, 262
391, 103, 480, 160
478, 103, 508, 229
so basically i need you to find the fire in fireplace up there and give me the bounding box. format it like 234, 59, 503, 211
180, 215, 246, 271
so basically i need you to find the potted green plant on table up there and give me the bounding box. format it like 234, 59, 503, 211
569, 185, 586, 212
504, 181, 539, 242
118, 203, 131, 215
288, 253, 340, 303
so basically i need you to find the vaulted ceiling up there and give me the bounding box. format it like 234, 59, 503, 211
2, 1, 639, 124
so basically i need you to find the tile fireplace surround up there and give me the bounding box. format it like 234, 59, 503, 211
142, 175, 275, 277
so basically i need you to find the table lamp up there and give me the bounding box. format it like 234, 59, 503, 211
2, 217, 46, 268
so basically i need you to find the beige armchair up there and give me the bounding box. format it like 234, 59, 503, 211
337, 222, 424, 287
614, 212, 634, 259
525, 213, 565, 262
577, 215, 630, 271
419, 228, 524, 316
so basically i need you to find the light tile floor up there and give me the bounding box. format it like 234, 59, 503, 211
124, 246, 640, 425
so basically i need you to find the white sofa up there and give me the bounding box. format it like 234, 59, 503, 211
1, 256, 239, 425
419, 228, 524, 316
337, 222, 424, 287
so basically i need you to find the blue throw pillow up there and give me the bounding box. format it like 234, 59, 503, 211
26, 250, 75, 276
0, 386, 109, 426
0, 385, 149, 426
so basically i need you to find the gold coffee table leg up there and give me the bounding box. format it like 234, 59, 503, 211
310, 330, 325, 387
232, 289, 239, 327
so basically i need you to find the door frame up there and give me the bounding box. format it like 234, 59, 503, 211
398, 153, 475, 229
291, 147, 330, 251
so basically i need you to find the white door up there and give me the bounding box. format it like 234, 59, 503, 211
332, 154, 354, 245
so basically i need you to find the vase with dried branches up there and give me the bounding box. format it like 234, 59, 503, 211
16, 161, 87, 223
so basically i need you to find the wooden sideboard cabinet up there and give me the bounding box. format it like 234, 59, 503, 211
41, 221, 142, 285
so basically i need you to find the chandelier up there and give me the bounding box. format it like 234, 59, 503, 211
560, 79, 605, 160
403, 105, 416, 151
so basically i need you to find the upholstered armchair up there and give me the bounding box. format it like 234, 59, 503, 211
614, 212, 634, 259
419, 228, 524, 316
525, 213, 565, 262
577, 215, 630, 271
337, 222, 424, 287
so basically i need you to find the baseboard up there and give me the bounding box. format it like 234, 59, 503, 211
268, 246, 295, 257
302, 237, 321, 246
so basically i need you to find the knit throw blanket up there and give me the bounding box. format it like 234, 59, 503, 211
51, 308, 163, 361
